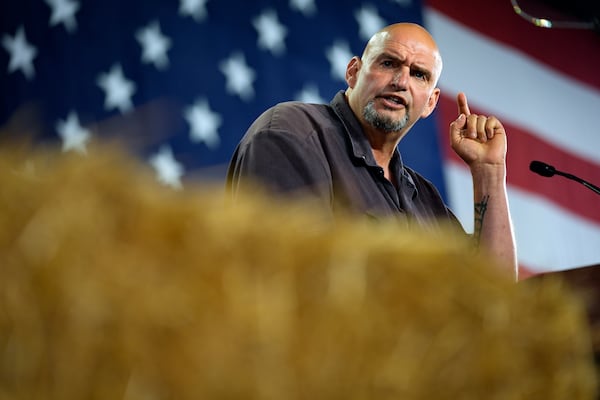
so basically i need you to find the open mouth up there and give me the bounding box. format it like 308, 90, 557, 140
379, 95, 406, 109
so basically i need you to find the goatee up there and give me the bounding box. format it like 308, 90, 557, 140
363, 100, 409, 133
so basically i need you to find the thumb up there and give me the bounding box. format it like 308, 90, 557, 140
451, 113, 466, 132
449, 113, 467, 143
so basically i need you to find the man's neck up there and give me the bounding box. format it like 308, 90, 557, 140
363, 128, 403, 170
364, 131, 403, 184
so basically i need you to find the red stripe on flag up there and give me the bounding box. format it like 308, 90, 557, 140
424, 0, 600, 91
436, 94, 600, 225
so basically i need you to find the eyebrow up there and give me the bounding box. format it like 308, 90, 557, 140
377, 52, 433, 79
376, 51, 403, 63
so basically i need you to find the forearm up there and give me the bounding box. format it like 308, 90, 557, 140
471, 164, 518, 280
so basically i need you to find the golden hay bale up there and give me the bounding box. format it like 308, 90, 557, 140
0, 144, 596, 400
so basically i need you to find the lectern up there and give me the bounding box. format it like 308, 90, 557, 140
527, 264, 600, 356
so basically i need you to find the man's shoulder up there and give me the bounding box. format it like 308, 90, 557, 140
274, 100, 328, 112
256, 100, 336, 132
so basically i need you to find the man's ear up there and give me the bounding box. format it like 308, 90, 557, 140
421, 87, 441, 118
345, 56, 361, 88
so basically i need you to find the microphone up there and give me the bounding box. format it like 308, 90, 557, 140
529, 160, 600, 196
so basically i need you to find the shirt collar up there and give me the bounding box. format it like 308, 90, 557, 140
330, 91, 416, 190
330, 91, 377, 166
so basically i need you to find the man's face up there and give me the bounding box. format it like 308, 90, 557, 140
346, 26, 441, 136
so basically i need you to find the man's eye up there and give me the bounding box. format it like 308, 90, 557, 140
381, 60, 394, 68
413, 70, 427, 80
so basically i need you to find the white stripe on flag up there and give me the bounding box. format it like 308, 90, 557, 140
424, 7, 600, 165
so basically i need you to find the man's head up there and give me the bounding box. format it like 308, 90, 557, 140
345, 23, 443, 139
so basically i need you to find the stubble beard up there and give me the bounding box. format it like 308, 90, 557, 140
363, 100, 409, 133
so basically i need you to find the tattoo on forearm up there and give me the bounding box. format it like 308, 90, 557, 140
473, 195, 489, 247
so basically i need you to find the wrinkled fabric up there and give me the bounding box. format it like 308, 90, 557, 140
227, 91, 463, 231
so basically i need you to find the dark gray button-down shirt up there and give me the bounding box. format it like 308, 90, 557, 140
227, 91, 463, 230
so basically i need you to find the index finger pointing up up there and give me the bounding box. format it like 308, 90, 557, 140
457, 92, 471, 116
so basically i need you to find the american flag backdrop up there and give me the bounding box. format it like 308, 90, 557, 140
1, 0, 599, 277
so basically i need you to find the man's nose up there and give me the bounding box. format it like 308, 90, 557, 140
391, 67, 409, 89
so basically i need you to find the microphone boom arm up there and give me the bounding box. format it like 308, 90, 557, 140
530, 160, 600, 196
554, 170, 600, 195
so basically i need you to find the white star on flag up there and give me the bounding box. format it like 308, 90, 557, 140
96, 64, 137, 113
2, 26, 38, 80
184, 98, 222, 149
355, 5, 387, 41
289, 0, 317, 16
149, 146, 185, 189
219, 52, 256, 101
391, 0, 412, 6
253, 9, 288, 56
136, 21, 172, 70
44, 0, 81, 33
179, 0, 209, 22
325, 41, 353, 81
295, 83, 326, 104
56, 111, 91, 154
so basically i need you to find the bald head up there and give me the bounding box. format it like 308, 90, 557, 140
363, 23, 443, 85
344, 22, 444, 138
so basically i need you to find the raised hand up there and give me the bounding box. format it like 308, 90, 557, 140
449, 92, 507, 167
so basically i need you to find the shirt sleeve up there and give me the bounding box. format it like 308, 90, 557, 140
227, 128, 333, 204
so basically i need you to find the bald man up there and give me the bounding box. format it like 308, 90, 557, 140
227, 23, 517, 279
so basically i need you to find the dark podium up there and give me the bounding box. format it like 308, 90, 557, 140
526, 264, 600, 355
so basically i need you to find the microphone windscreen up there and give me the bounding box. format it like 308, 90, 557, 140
529, 160, 556, 177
